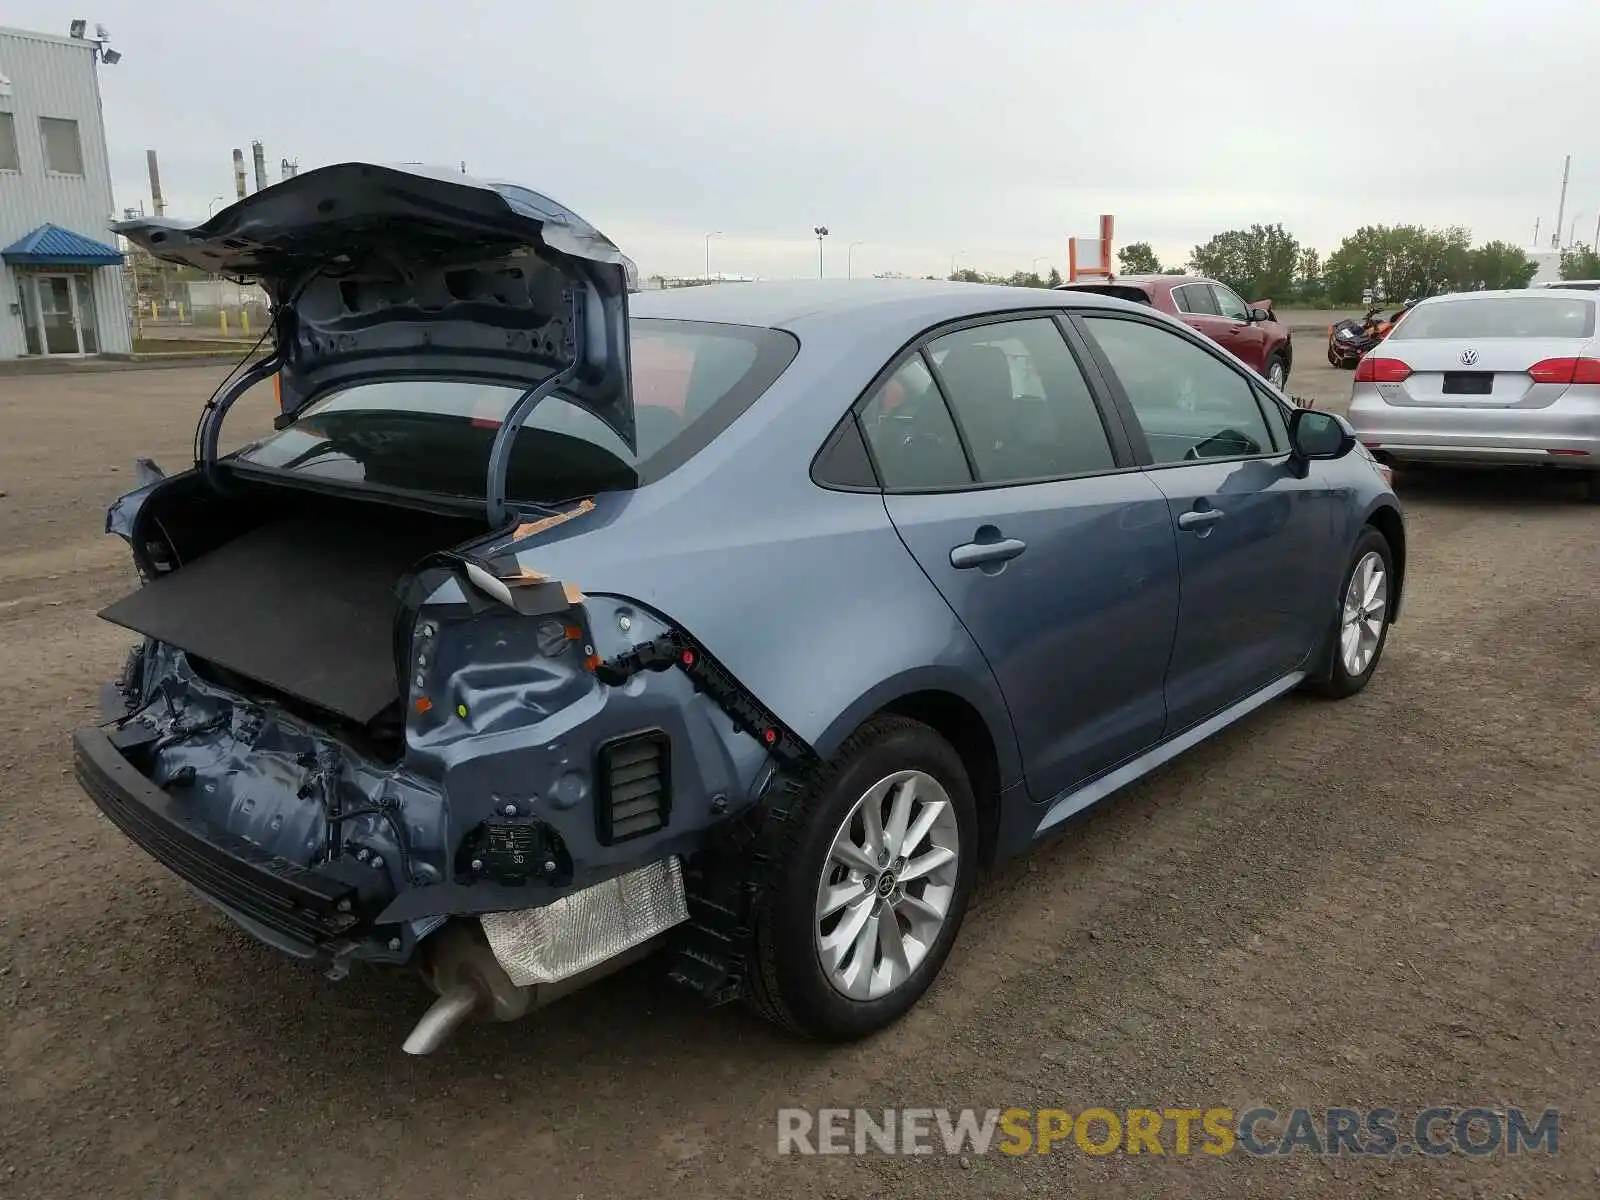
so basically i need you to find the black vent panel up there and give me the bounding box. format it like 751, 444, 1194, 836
597, 730, 671, 844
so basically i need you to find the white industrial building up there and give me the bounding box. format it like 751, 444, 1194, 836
0, 25, 129, 360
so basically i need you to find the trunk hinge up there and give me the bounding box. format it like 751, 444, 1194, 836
484, 290, 585, 528
194, 349, 286, 488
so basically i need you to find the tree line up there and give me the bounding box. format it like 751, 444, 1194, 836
950, 226, 1600, 306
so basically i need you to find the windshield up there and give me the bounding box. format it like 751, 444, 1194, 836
234, 319, 798, 503
1388, 296, 1597, 340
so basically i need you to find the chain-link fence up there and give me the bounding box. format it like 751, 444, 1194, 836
122, 247, 270, 348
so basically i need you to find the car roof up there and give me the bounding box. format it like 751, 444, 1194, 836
630, 278, 1143, 337
1413, 289, 1597, 304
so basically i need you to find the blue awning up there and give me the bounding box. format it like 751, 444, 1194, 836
2, 223, 124, 267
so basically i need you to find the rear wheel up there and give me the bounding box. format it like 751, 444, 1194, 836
1303, 527, 1393, 699
746, 716, 978, 1040
1265, 353, 1289, 389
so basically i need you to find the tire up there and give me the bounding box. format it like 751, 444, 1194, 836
745, 715, 978, 1040
1265, 352, 1289, 390
1303, 526, 1394, 699
1583, 471, 1600, 504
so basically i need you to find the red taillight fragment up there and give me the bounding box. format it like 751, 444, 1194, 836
1547, 448, 1589, 456
1528, 357, 1600, 385
1354, 357, 1411, 383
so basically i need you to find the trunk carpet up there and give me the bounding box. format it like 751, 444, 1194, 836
99, 515, 462, 724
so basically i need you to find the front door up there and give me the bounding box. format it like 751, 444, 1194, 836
1208, 283, 1269, 373
858, 314, 1181, 805
31, 274, 85, 355
1076, 312, 1343, 731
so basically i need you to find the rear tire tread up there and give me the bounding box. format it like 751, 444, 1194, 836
743, 715, 971, 1040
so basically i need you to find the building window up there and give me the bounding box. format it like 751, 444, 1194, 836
40, 116, 84, 175
0, 111, 19, 171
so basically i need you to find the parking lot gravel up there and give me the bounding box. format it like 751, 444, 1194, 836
1, 357, 1596, 1198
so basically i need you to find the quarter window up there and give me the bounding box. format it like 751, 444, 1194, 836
926, 318, 1115, 483
1083, 317, 1275, 465
859, 355, 972, 490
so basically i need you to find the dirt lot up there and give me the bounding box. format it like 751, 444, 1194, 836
2, 356, 1598, 1199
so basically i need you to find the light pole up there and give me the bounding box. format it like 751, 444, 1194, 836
1032, 256, 1049, 280
813, 226, 829, 279
704, 231, 722, 281
1569, 213, 1584, 250
207, 195, 225, 216
848, 241, 864, 279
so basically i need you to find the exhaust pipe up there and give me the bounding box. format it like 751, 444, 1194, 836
402, 986, 480, 1055
401, 919, 668, 1055
402, 921, 532, 1056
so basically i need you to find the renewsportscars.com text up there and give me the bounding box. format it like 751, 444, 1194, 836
776, 1106, 1560, 1158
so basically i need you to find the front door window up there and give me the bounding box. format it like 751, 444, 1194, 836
16, 278, 41, 355
37, 275, 80, 354
72, 275, 99, 353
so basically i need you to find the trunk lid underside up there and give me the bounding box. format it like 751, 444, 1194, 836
112, 161, 638, 451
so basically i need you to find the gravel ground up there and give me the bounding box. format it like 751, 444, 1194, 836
1, 355, 1597, 1198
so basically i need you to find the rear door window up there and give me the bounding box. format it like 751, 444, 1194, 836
1176, 285, 1220, 316
1388, 297, 1596, 340
1081, 316, 1276, 464
926, 319, 1116, 483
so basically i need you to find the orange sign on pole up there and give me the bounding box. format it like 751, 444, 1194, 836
1067, 215, 1116, 282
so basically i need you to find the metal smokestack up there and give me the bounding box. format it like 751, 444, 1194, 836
232, 148, 247, 200
1553, 154, 1571, 249
145, 149, 165, 217
251, 140, 267, 192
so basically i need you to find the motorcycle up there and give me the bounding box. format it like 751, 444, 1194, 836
1326, 300, 1416, 369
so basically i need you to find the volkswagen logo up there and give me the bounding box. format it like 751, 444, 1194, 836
1459, 348, 1479, 366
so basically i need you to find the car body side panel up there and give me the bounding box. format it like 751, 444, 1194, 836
1145, 455, 1347, 730
474, 329, 1029, 787
883, 472, 1179, 804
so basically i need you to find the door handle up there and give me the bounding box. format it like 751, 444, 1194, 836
950, 537, 1027, 569
1177, 508, 1225, 532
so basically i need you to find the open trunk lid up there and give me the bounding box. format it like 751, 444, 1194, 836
113, 162, 638, 459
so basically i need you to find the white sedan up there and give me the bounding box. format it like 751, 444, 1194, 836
1346, 289, 1600, 500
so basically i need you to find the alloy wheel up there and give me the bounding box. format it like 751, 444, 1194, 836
1340, 550, 1388, 676
814, 769, 960, 1000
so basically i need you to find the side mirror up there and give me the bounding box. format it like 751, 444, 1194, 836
1288, 408, 1355, 462
1246, 306, 1272, 323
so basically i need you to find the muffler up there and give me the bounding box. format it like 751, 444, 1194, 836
401, 920, 669, 1055
402, 857, 690, 1054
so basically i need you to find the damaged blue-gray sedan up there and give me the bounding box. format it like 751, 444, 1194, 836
78, 163, 1405, 1054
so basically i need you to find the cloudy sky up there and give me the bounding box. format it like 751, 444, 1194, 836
9, 0, 1599, 279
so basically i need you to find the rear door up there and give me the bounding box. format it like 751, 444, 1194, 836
1074, 311, 1344, 732
1374, 293, 1599, 409
857, 313, 1180, 805
1172, 283, 1230, 348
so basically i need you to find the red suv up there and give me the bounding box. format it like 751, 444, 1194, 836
1056, 275, 1294, 389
